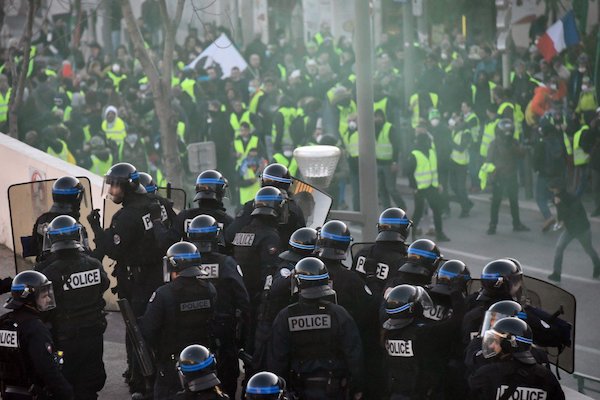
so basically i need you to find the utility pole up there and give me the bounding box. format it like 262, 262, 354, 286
328, 0, 378, 242
403, 0, 416, 104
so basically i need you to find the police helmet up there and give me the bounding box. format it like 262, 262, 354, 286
5, 270, 56, 312
482, 317, 535, 364
102, 162, 146, 203
51, 176, 84, 212
480, 258, 523, 300
316, 220, 352, 261
194, 170, 228, 202
164, 242, 203, 277
139, 172, 158, 194
261, 163, 292, 191
376, 207, 412, 242
383, 284, 433, 330
496, 118, 514, 137
401, 239, 442, 277
251, 186, 286, 218
480, 300, 526, 336
279, 227, 318, 263
430, 259, 471, 295
187, 215, 220, 253
176, 345, 220, 392
293, 257, 335, 299
245, 371, 286, 400
46, 215, 82, 252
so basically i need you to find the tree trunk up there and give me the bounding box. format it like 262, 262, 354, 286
121, 0, 185, 187
7, 0, 36, 139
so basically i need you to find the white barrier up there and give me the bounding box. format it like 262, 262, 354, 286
0, 134, 104, 249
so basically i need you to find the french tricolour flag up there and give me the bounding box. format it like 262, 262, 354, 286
536, 10, 580, 62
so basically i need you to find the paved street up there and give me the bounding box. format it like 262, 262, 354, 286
1, 189, 599, 399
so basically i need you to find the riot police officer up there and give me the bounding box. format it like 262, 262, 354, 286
386, 239, 444, 288
140, 242, 217, 400
154, 170, 233, 253
31, 176, 88, 262
351, 207, 412, 297
232, 186, 284, 316
225, 163, 306, 247
175, 345, 228, 399
139, 172, 176, 230
469, 318, 564, 400
381, 284, 460, 399
245, 371, 287, 400
254, 227, 318, 370
86, 162, 164, 394
35, 215, 109, 399
462, 258, 524, 345
187, 214, 250, 398
0, 270, 74, 399
268, 257, 365, 399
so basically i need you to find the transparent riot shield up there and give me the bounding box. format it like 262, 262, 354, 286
290, 178, 332, 229
350, 242, 375, 260
468, 276, 576, 373
8, 177, 95, 274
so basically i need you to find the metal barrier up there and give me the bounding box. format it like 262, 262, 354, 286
573, 372, 600, 396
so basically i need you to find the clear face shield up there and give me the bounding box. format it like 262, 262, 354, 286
35, 282, 56, 312
482, 329, 505, 359
42, 223, 84, 253
162, 256, 172, 283
102, 178, 125, 204
480, 310, 512, 337
414, 286, 435, 315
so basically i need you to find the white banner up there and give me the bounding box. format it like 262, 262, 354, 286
186, 33, 248, 79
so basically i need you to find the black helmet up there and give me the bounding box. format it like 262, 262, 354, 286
103, 162, 146, 203
496, 118, 514, 137
194, 170, 228, 202
251, 186, 286, 218
317, 220, 352, 261
245, 371, 286, 399
46, 215, 82, 252
261, 163, 292, 191
176, 344, 220, 392
430, 259, 471, 295
279, 227, 318, 263
482, 317, 535, 364
480, 300, 526, 336
51, 176, 84, 213
187, 215, 220, 253
164, 242, 203, 277
293, 257, 335, 299
139, 172, 158, 194
400, 239, 442, 278
480, 259, 523, 301
5, 270, 56, 311
376, 207, 412, 242
383, 284, 433, 330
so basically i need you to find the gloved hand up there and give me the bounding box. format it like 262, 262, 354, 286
87, 209, 102, 230
149, 202, 163, 223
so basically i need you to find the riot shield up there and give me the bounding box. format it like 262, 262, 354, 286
156, 186, 187, 213
350, 242, 375, 260
468, 276, 576, 373
290, 178, 332, 229
8, 177, 95, 274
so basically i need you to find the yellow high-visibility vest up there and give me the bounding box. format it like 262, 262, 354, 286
573, 125, 590, 166
230, 110, 253, 136
234, 136, 259, 168
90, 154, 113, 176
0, 88, 11, 123
563, 133, 572, 156
273, 153, 298, 177
464, 112, 480, 142
106, 71, 127, 92
412, 149, 438, 189
239, 168, 261, 205
102, 117, 127, 146
180, 78, 196, 102
375, 122, 393, 161
480, 119, 498, 158
451, 130, 470, 165
374, 97, 389, 120
409, 93, 438, 128
337, 100, 357, 136
47, 139, 76, 164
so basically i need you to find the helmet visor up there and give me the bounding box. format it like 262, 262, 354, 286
480, 310, 510, 337
482, 330, 503, 359
162, 256, 172, 283
101, 179, 125, 204
35, 282, 56, 312
415, 286, 434, 314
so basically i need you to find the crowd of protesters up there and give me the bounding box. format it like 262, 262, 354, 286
0, 9, 599, 225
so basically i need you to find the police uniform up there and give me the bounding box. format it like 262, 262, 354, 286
155, 203, 234, 255
176, 387, 229, 399
225, 199, 305, 248
140, 275, 217, 399
31, 210, 89, 262
36, 251, 109, 399
0, 308, 74, 399
197, 251, 250, 398
468, 359, 564, 400
268, 298, 365, 399
351, 241, 408, 298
